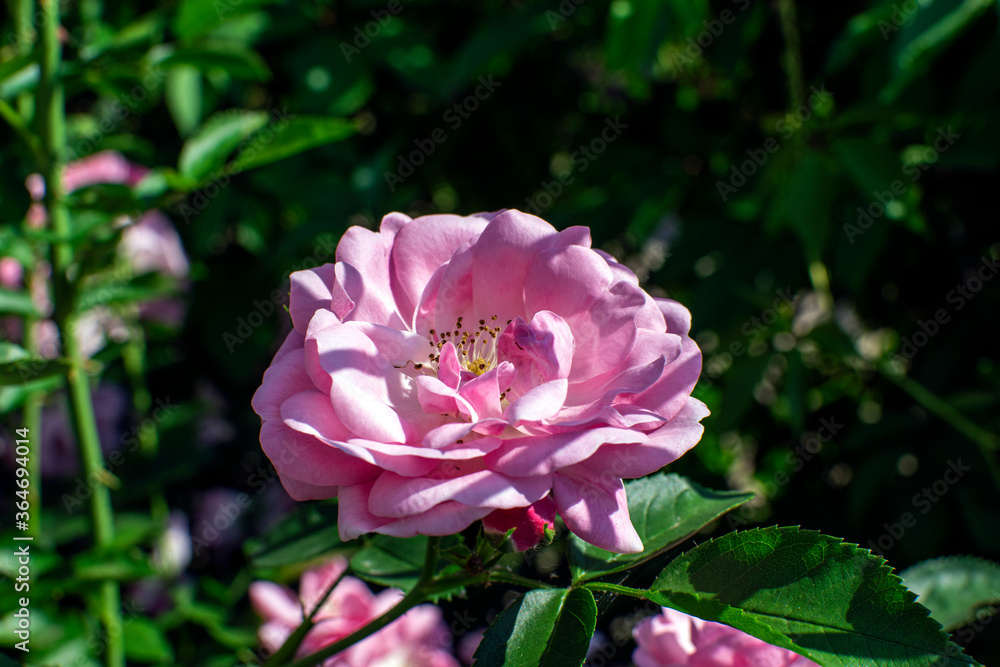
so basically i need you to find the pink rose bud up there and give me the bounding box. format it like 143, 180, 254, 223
61, 150, 148, 193
482, 497, 557, 551
253, 210, 706, 553
0, 258, 23, 289
633, 608, 820, 667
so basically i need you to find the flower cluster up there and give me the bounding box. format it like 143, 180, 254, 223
253, 210, 706, 553
250, 558, 457, 666
633, 608, 819, 667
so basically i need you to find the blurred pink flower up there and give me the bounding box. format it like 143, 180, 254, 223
632, 608, 819, 667
0, 258, 23, 288
61, 150, 148, 192
253, 210, 705, 553
250, 558, 458, 666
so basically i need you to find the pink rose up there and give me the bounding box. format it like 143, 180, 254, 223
252, 210, 706, 553
249, 558, 458, 666
633, 608, 819, 667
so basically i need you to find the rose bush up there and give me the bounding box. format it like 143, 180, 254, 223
250, 558, 457, 666
633, 607, 820, 667
253, 209, 706, 552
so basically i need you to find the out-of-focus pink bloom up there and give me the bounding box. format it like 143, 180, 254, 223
153, 511, 193, 576
0, 258, 23, 288
632, 608, 819, 667
120, 211, 190, 279
250, 558, 459, 666
457, 628, 484, 665
61, 151, 149, 193
253, 210, 706, 553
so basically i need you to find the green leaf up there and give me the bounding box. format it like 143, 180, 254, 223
646, 527, 980, 667
350, 535, 428, 590
473, 588, 597, 667
177, 110, 269, 183
123, 618, 174, 662
569, 473, 753, 583
901, 556, 1000, 631
166, 65, 203, 137
160, 47, 271, 82
247, 501, 343, 570
0, 288, 38, 316
0, 358, 70, 386
228, 116, 355, 172
173, 0, 280, 40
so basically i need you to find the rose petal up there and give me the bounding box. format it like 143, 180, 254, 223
368, 469, 551, 518
551, 467, 642, 553
485, 426, 646, 476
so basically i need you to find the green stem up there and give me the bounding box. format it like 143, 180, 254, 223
776, 0, 806, 115
582, 582, 648, 598
488, 570, 554, 590
37, 2, 124, 665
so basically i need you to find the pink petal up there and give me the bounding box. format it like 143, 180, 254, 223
470, 210, 559, 323
523, 245, 646, 381
389, 213, 488, 324
551, 467, 642, 553
437, 342, 463, 390
416, 375, 471, 419
503, 378, 567, 425
252, 348, 316, 421
368, 468, 551, 518
289, 264, 351, 333
497, 310, 575, 397
579, 398, 709, 478
485, 427, 646, 476
300, 558, 350, 617
249, 581, 302, 625
338, 480, 394, 540
335, 226, 406, 328
458, 363, 509, 421
273, 329, 305, 364
260, 420, 380, 487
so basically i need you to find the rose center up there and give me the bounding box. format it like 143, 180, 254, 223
425, 315, 506, 375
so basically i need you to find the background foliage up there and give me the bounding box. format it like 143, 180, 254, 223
1, 0, 998, 664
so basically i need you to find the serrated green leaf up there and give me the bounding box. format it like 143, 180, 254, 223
229, 116, 355, 172
123, 617, 174, 662
473, 588, 597, 667
247, 501, 343, 570
901, 556, 1000, 631
646, 527, 980, 667
569, 473, 753, 583
177, 110, 269, 183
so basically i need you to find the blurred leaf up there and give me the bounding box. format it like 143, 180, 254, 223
123, 618, 174, 662
229, 116, 355, 172
646, 527, 981, 667
161, 47, 270, 82
75, 273, 179, 311
882, 0, 995, 101
833, 137, 901, 197
473, 588, 597, 667
173, 0, 279, 40
901, 556, 1000, 631
73, 551, 156, 580
166, 65, 203, 137
247, 501, 343, 570
178, 109, 268, 183
0, 289, 37, 316
0, 358, 70, 386
569, 473, 752, 583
